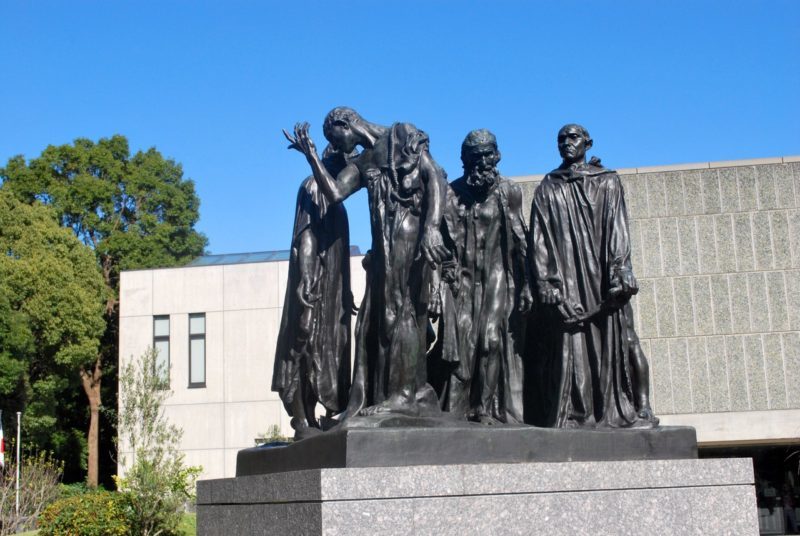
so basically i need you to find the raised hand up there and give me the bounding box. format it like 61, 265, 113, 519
282, 122, 317, 161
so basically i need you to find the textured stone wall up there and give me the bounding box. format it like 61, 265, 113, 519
514, 157, 800, 417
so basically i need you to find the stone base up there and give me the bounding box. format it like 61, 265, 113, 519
197, 458, 758, 535
236, 424, 697, 476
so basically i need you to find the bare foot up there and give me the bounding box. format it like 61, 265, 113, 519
358, 394, 418, 417
637, 407, 660, 426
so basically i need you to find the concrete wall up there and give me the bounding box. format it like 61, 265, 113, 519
118, 258, 366, 479
514, 156, 800, 445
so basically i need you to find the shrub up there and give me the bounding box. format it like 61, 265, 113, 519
37, 490, 132, 536
0, 451, 62, 535
116, 349, 201, 536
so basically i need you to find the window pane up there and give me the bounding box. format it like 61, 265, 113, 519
154, 317, 170, 337
189, 314, 205, 335
190, 338, 205, 384
154, 340, 170, 381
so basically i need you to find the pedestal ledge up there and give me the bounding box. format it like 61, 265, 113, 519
236, 424, 697, 477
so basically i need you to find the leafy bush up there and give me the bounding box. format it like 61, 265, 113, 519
38, 490, 132, 536
0, 451, 63, 535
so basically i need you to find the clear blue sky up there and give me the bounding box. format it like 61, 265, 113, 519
1, 1, 798, 255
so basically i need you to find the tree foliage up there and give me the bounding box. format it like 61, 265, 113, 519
0, 135, 207, 486
0, 452, 64, 535
0, 192, 106, 477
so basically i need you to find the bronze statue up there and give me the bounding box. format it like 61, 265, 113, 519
272, 144, 355, 439
285, 107, 449, 418
529, 124, 658, 428
430, 129, 531, 424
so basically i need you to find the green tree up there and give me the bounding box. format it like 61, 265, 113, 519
0, 135, 207, 487
0, 191, 107, 477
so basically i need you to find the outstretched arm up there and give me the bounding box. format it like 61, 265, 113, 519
284, 123, 361, 203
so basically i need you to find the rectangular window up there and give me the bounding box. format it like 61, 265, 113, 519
153, 316, 170, 388
189, 313, 206, 388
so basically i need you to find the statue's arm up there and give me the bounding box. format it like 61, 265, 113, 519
295, 227, 318, 336
607, 175, 638, 299
285, 122, 362, 203
507, 183, 533, 313
531, 188, 563, 306
419, 153, 449, 265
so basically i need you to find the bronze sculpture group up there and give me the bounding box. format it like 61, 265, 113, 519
274, 108, 659, 440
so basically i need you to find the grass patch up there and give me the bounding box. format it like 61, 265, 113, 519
179, 511, 197, 535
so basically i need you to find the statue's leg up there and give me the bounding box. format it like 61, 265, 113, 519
475, 271, 506, 424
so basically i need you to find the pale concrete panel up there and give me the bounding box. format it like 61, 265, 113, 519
785, 270, 800, 330
677, 218, 699, 275
691, 276, 714, 336
636, 280, 657, 338
756, 165, 778, 209
709, 275, 732, 334
751, 211, 774, 271
622, 173, 649, 218
649, 338, 673, 414
152, 266, 224, 314
629, 219, 643, 274
733, 213, 755, 271
654, 278, 676, 337
743, 335, 769, 411
713, 214, 736, 273
706, 336, 731, 412
763, 334, 788, 410
737, 167, 758, 211
682, 170, 703, 215
687, 337, 710, 413
184, 448, 226, 481
659, 219, 680, 276
661, 409, 800, 445
119, 270, 152, 318
223, 262, 280, 311
773, 163, 796, 208
718, 167, 739, 213
725, 336, 750, 412
673, 277, 695, 336
788, 210, 800, 268
700, 169, 721, 214
639, 219, 662, 278
766, 271, 789, 332
162, 402, 225, 451
644, 173, 667, 217
728, 273, 751, 334
668, 338, 692, 414
224, 400, 283, 450
770, 211, 792, 269
663, 172, 686, 217
350, 256, 367, 305
746, 272, 770, 332
696, 215, 718, 274
223, 308, 281, 403
118, 316, 153, 370
277, 260, 290, 308
781, 332, 800, 408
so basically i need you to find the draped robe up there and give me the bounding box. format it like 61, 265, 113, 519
531, 162, 642, 428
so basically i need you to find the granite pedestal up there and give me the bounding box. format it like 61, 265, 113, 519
197, 458, 757, 535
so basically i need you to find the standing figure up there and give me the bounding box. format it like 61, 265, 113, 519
285, 107, 449, 418
272, 145, 355, 440
431, 129, 532, 423
530, 123, 658, 428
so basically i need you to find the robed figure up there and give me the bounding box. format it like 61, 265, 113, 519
530, 124, 657, 428
431, 129, 532, 424
272, 145, 354, 439
285, 108, 449, 419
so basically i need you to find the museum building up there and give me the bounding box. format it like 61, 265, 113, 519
119, 156, 800, 533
